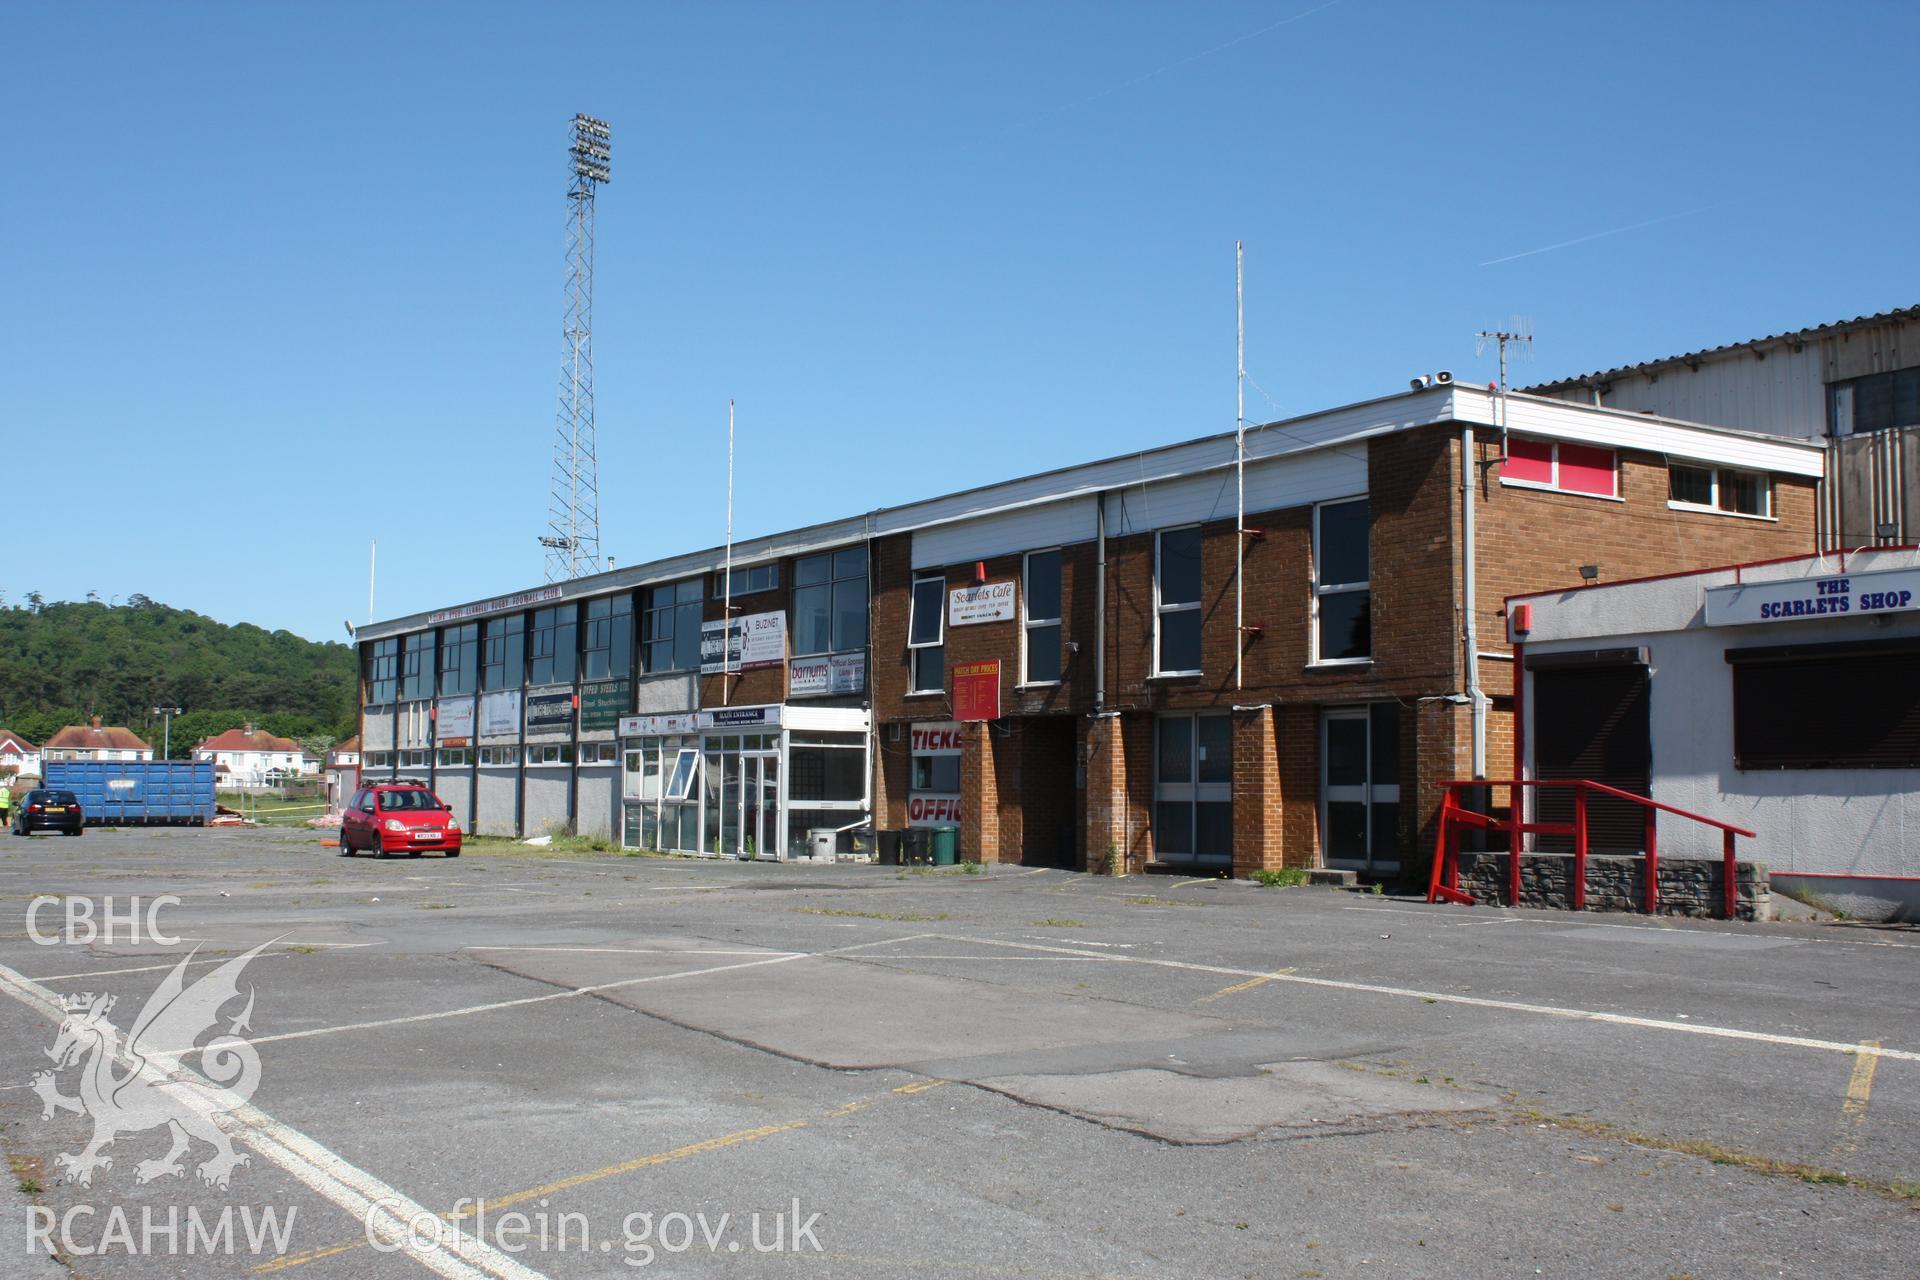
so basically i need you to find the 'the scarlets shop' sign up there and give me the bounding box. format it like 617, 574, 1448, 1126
1705, 565, 1920, 627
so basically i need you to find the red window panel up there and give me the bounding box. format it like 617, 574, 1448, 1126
1557, 443, 1618, 496
1504, 437, 1554, 485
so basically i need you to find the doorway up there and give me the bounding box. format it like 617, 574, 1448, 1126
1320, 703, 1401, 874
1019, 718, 1080, 868
1153, 714, 1232, 869
1531, 662, 1651, 854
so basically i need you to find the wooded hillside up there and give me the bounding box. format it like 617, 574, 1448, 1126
0, 595, 356, 757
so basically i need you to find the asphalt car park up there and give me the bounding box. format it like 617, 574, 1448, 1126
0, 826, 1915, 1278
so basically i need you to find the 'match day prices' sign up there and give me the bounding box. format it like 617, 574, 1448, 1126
1705, 566, 1920, 627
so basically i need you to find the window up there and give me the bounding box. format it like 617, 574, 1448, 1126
1154, 527, 1203, 675
793, 546, 869, 656
644, 579, 705, 673
528, 743, 573, 766
366, 638, 399, 704
1830, 368, 1920, 436
582, 595, 633, 680
1313, 499, 1370, 663
911, 752, 961, 793
401, 632, 435, 701
1154, 714, 1231, 866
1023, 550, 1063, 685
482, 615, 525, 691
479, 746, 518, 766
788, 732, 867, 805
399, 749, 428, 769
1669, 462, 1772, 518
1731, 642, 1920, 769
528, 605, 577, 686
664, 748, 700, 801
713, 563, 779, 597
439, 623, 479, 695
580, 742, 620, 764
364, 752, 393, 770
1501, 437, 1619, 498
909, 572, 946, 692
436, 748, 472, 768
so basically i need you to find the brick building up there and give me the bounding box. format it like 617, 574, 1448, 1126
355, 380, 1821, 876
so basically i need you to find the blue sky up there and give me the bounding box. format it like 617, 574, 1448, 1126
6, 1, 1915, 642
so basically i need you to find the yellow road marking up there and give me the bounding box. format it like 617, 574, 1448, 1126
1843, 1040, 1881, 1118
1197, 970, 1295, 1003
252, 1084, 947, 1275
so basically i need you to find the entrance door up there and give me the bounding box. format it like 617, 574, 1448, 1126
1153, 714, 1232, 869
742, 752, 779, 859
1320, 703, 1401, 873
1532, 663, 1650, 853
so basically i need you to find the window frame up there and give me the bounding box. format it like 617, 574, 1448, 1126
435, 747, 473, 768
1153, 526, 1204, 677
1311, 497, 1372, 667
439, 623, 479, 696
527, 743, 574, 767
527, 605, 578, 687
712, 563, 780, 598
908, 571, 946, 694
482, 615, 525, 692
1667, 460, 1774, 520
581, 594, 634, 681
791, 546, 870, 658
1021, 548, 1064, 687
1498, 436, 1622, 501
478, 746, 518, 767
643, 578, 705, 674
366, 638, 400, 705
400, 632, 435, 702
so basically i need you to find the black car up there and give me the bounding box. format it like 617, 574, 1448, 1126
12, 789, 84, 837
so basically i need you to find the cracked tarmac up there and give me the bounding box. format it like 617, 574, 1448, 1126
0, 826, 1915, 1278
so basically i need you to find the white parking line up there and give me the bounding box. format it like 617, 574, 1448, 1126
0, 960, 549, 1280
462, 947, 798, 957
913, 934, 1920, 1063
162, 934, 934, 1056
1341, 904, 1920, 949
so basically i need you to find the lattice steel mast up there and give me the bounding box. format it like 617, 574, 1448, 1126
542, 113, 611, 582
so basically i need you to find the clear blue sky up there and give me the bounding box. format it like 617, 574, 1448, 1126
6, 1, 1915, 642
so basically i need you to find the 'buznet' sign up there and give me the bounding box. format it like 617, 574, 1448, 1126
1704, 565, 1920, 627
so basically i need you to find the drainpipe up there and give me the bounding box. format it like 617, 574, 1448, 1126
1461, 425, 1487, 778
1094, 491, 1108, 712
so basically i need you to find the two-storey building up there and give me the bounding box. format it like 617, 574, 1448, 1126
356, 380, 1822, 875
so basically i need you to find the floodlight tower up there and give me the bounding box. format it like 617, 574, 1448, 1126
543, 113, 611, 582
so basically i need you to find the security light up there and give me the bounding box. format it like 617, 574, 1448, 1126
1579, 564, 1600, 581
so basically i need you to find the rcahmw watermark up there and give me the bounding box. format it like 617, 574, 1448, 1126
27, 1204, 297, 1257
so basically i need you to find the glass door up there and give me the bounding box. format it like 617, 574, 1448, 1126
1320, 704, 1401, 873
742, 751, 780, 860
1153, 714, 1232, 868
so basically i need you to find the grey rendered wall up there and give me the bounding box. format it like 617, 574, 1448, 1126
434, 771, 472, 823
575, 766, 618, 839
523, 770, 571, 837
476, 768, 518, 836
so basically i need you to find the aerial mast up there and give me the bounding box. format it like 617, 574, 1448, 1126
542, 113, 611, 581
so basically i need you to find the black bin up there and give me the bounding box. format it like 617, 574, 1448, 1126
905, 828, 933, 865
877, 830, 903, 866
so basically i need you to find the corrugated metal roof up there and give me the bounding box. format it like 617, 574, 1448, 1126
1525, 306, 1920, 391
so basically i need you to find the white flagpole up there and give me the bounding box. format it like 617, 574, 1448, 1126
723, 399, 736, 705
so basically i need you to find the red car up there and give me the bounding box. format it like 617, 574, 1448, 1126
340, 782, 462, 858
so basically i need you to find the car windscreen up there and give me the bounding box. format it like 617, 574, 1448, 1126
378, 790, 442, 811
42, 792, 79, 805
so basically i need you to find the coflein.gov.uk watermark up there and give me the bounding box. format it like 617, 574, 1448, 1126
367, 1197, 825, 1267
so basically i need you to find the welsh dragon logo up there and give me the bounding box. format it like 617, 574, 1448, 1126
30, 941, 271, 1189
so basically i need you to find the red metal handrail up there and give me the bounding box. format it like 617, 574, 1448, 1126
1425, 779, 1758, 919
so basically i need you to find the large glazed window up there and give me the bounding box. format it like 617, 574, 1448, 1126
582, 594, 633, 680
1154, 527, 1202, 675
401, 632, 435, 701
366, 638, 399, 704
1313, 498, 1370, 663
643, 580, 704, 673
793, 546, 869, 657
439, 623, 478, 696
528, 605, 578, 686
482, 615, 524, 690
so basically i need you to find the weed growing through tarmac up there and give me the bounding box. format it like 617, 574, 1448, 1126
1251, 868, 1308, 888
792, 907, 950, 922
418, 903, 454, 910
1124, 895, 1203, 908
1513, 1108, 1920, 1202
1030, 918, 1088, 928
